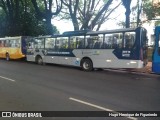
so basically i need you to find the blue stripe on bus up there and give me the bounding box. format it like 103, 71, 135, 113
27, 49, 76, 57
46, 49, 75, 57
113, 48, 140, 60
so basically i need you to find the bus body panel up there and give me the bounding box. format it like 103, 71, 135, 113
44, 56, 59, 64
73, 49, 144, 68
1, 48, 25, 59
0, 36, 27, 59
26, 55, 36, 62
26, 27, 148, 70
152, 26, 160, 73
26, 48, 144, 69
152, 59, 160, 73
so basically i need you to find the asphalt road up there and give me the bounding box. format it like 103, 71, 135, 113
0, 59, 160, 120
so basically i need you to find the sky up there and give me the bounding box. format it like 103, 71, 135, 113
52, 0, 138, 34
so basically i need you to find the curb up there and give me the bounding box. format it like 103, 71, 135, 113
105, 68, 160, 77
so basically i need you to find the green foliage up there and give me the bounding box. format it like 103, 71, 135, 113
155, 21, 160, 26
0, 0, 59, 37
143, 0, 160, 20
143, 0, 155, 20
0, 9, 7, 36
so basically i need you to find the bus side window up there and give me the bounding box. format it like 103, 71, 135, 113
124, 32, 135, 49
2, 41, 4, 47
34, 38, 44, 49
70, 37, 76, 49
59, 37, 68, 49
5, 40, 10, 47
114, 33, 123, 48
112, 36, 118, 48
45, 38, 55, 49
104, 34, 117, 49
15, 40, 20, 47
10, 40, 14, 47
10, 39, 20, 48
86, 38, 94, 49
55, 39, 60, 49
93, 35, 103, 49
77, 36, 84, 49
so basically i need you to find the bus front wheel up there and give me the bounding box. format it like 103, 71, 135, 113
6, 53, 10, 61
81, 59, 93, 71
36, 56, 43, 65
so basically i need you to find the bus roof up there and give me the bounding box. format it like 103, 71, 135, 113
87, 27, 141, 35
0, 36, 22, 40
62, 30, 91, 36
33, 27, 146, 39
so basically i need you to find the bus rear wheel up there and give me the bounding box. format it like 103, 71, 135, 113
81, 59, 93, 71
6, 53, 10, 61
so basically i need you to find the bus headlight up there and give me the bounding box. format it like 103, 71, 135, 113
76, 58, 80, 61
106, 60, 112, 62
130, 61, 137, 64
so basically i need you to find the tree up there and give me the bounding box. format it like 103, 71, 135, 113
61, 0, 121, 31
0, 0, 21, 35
0, 0, 59, 36
31, 0, 62, 35
122, 0, 132, 28
0, 8, 6, 36
143, 0, 160, 20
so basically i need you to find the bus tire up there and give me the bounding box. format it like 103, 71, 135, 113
6, 53, 10, 61
81, 59, 93, 71
36, 56, 43, 65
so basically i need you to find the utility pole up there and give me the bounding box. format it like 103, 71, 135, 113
137, 0, 142, 27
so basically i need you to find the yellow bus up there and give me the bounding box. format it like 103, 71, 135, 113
0, 36, 29, 60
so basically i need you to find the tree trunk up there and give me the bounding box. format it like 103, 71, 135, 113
122, 0, 131, 28
125, 8, 131, 28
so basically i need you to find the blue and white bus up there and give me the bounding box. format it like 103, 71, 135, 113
26, 27, 148, 71
152, 26, 160, 74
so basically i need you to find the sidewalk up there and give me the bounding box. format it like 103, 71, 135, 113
105, 62, 158, 75
132, 62, 152, 74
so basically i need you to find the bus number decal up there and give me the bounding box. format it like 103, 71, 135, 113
122, 50, 131, 57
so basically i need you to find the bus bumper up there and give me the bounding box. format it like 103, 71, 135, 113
152, 62, 160, 74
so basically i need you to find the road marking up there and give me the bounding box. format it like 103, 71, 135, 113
69, 97, 137, 120
0, 75, 16, 82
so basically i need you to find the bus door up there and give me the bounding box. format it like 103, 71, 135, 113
44, 37, 59, 64
52, 37, 70, 65
152, 26, 160, 73
21, 36, 28, 55
26, 38, 45, 63
112, 32, 138, 67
